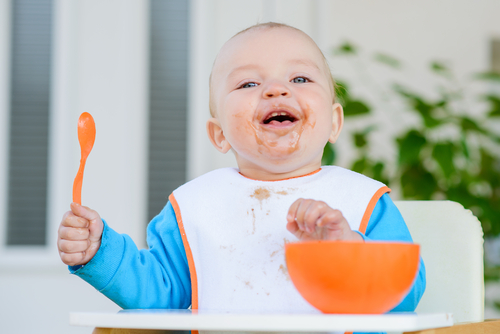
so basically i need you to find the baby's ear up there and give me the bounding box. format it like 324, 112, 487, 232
206, 118, 232, 153
328, 103, 344, 144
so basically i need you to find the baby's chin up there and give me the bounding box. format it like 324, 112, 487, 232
235, 148, 322, 178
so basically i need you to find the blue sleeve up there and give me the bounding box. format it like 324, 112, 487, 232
353, 194, 426, 334
69, 201, 192, 309
357, 193, 426, 313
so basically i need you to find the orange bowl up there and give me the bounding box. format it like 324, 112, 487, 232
285, 241, 420, 314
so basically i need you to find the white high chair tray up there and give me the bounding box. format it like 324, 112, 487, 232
70, 310, 453, 332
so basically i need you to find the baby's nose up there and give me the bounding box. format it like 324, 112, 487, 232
263, 82, 290, 98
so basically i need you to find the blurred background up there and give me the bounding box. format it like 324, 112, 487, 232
0, 0, 499, 333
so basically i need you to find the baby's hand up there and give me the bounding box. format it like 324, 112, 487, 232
286, 198, 363, 241
57, 203, 104, 266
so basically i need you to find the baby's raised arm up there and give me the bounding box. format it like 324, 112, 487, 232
286, 198, 363, 241
57, 203, 103, 266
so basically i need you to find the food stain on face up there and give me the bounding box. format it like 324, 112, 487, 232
247, 120, 277, 154
287, 131, 300, 154
244, 103, 319, 156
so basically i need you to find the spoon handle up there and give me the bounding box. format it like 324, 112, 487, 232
72, 157, 87, 205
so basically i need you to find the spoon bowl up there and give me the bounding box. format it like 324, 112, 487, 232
72, 112, 96, 205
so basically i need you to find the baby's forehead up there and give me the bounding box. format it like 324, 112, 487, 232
213, 27, 325, 76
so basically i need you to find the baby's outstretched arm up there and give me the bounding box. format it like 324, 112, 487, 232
58, 203, 104, 266
286, 198, 362, 241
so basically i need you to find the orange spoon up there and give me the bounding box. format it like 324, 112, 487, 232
72, 112, 96, 205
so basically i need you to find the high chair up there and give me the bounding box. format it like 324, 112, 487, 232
395, 200, 494, 333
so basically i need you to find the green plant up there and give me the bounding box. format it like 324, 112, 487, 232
323, 42, 500, 248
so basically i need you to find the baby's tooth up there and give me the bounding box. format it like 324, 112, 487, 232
280, 112, 287, 116
271, 112, 278, 117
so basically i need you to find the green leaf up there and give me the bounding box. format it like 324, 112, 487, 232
400, 163, 438, 199
460, 117, 487, 134
484, 95, 500, 117
474, 72, 500, 82
344, 100, 371, 117
432, 143, 456, 178
484, 265, 500, 281
413, 99, 441, 127
392, 84, 441, 127
353, 132, 367, 148
334, 42, 357, 55
322, 143, 336, 165
397, 130, 427, 165
372, 162, 389, 185
334, 80, 349, 105
393, 84, 418, 99
351, 158, 367, 174
373, 53, 401, 69
460, 135, 470, 159
430, 61, 452, 77
479, 149, 500, 183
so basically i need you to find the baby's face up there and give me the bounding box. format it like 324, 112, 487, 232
208, 27, 343, 180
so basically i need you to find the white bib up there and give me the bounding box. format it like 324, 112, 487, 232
170, 166, 389, 313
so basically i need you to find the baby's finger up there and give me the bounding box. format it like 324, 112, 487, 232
295, 199, 315, 232
61, 211, 89, 228
71, 202, 100, 221
59, 251, 86, 266
58, 238, 90, 254
70, 203, 103, 243
287, 198, 302, 223
286, 216, 300, 235
317, 209, 344, 228
303, 201, 328, 232
58, 225, 89, 241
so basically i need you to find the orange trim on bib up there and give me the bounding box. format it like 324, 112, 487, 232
358, 186, 391, 234
169, 194, 199, 311
239, 167, 322, 182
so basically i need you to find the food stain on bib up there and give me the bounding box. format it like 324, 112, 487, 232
279, 264, 290, 281
251, 187, 271, 201
251, 208, 256, 234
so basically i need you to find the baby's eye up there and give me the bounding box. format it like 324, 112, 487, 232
291, 77, 310, 84
240, 82, 258, 89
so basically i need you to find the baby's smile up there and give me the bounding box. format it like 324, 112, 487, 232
257, 103, 302, 132
243, 102, 314, 157
261, 108, 299, 128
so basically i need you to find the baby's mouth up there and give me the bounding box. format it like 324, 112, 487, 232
261, 110, 299, 127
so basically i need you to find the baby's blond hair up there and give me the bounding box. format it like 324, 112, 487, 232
208, 22, 336, 117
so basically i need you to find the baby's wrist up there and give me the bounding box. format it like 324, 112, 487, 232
349, 230, 364, 242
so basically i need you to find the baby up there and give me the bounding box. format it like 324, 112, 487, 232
58, 23, 425, 318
